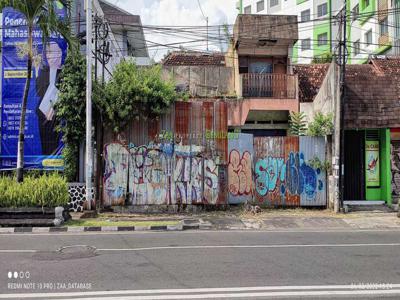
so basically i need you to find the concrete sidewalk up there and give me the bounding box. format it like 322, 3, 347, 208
2, 209, 400, 234
98, 208, 400, 231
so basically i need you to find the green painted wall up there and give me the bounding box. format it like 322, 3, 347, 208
312, 0, 331, 60
359, 0, 376, 25
313, 22, 331, 58
237, 0, 243, 13
365, 129, 392, 204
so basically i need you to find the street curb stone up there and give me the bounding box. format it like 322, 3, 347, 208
14, 227, 33, 233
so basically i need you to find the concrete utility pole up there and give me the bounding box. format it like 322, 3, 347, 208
86, 0, 93, 210
338, 0, 347, 212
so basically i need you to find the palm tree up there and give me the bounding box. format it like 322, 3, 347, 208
0, 1, 74, 182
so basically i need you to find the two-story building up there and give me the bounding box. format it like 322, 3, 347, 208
227, 14, 299, 137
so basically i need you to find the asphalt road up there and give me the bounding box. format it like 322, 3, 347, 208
1, 229, 400, 299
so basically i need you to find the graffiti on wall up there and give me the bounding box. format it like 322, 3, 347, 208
129, 145, 170, 205
228, 150, 252, 196
391, 142, 400, 202
252, 136, 326, 207
103, 136, 327, 207
228, 133, 254, 204
103, 143, 130, 206
103, 143, 221, 206
254, 152, 324, 205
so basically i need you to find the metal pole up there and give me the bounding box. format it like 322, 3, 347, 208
86, 0, 93, 211
206, 17, 209, 51
339, 1, 347, 212
94, 15, 98, 81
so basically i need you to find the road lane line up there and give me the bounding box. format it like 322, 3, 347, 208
0, 250, 36, 253
1, 242, 400, 253
97, 243, 400, 252
2, 285, 400, 299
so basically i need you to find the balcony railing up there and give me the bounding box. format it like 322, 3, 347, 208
241, 73, 297, 99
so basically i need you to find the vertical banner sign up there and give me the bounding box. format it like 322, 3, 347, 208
1, 5, 67, 170
366, 140, 380, 187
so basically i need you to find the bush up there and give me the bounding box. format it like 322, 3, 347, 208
0, 173, 69, 208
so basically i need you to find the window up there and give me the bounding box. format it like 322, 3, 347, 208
301, 38, 311, 50
317, 32, 328, 46
244, 5, 251, 14
270, 0, 279, 7
380, 17, 389, 35
352, 4, 359, 21
301, 9, 310, 22
365, 29, 372, 45
257, 0, 265, 12
317, 3, 328, 17
354, 40, 360, 55
364, 0, 370, 7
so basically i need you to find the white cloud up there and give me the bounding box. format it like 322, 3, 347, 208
111, 0, 237, 61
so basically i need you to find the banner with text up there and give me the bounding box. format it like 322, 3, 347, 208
1, 5, 67, 170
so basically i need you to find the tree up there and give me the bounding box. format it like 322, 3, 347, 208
289, 111, 307, 136
0, 0, 74, 182
308, 112, 334, 136
95, 60, 178, 133
55, 51, 86, 182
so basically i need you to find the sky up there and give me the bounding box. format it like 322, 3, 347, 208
110, 0, 238, 61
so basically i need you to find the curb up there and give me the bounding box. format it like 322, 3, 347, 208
0, 223, 200, 234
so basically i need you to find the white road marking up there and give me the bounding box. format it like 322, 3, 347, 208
0, 250, 36, 253
97, 243, 400, 252
2, 285, 400, 299
1, 242, 400, 253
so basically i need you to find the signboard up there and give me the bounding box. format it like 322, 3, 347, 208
366, 140, 380, 187
0, 5, 67, 170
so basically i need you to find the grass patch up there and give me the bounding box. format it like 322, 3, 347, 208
64, 219, 180, 227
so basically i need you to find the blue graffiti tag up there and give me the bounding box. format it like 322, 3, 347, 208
256, 152, 323, 202
255, 157, 285, 196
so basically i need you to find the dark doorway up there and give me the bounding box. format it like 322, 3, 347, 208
344, 130, 365, 200
241, 129, 286, 137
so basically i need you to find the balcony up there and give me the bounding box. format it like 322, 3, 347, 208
240, 73, 298, 99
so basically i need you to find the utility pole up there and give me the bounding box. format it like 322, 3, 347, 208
206, 16, 209, 51
197, 0, 209, 51
86, 0, 93, 211
338, 0, 347, 213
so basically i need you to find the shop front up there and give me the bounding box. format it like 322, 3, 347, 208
344, 129, 391, 204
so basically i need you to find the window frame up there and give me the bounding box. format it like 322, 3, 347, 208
317, 2, 328, 17
354, 39, 361, 56
365, 29, 372, 46
256, 0, 265, 12
301, 38, 311, 51
317, 32, 328, 46
379, 17, 389, 36
352, 4, 359, 21
270, 0, 279, 8
301, 9, 311, 22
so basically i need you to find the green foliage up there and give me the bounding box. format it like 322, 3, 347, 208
308, 112, 334, 136
0, 173, 69, 208
308, 156, 331, 173
312, 52, 333, 64
289, 111, 307, 136
55, 51, 86, 182
95, 61, 178, 133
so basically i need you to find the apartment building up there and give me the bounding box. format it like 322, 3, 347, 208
237, 0, 399, 64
